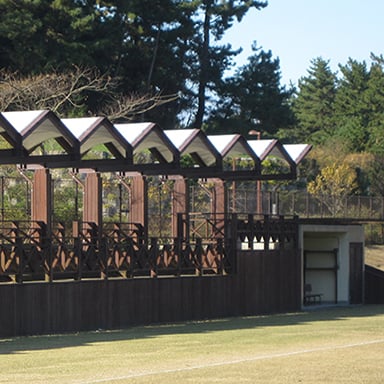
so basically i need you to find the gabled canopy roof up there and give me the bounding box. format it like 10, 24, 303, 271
164, 129, 221, 167
283, 144, 312, 164
248, 139, 295, 165
246, 139, 297, 178
2, 110, 78, 156
0, 109, 312, 180
62, 117, 132, 160
114, 122, 178, 164
207, 134, 261, 178
208, 134, 257, 160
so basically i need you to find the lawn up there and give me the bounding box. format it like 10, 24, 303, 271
1, 305, 384, 384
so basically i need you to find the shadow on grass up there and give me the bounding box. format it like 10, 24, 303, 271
1, 304, 383, 355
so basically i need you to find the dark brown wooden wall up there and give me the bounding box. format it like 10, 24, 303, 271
365, 265, 384, 304
0, 248, 301, 337
349, 242, 364, 304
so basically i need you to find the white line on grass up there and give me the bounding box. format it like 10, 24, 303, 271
81, 338, 384, 384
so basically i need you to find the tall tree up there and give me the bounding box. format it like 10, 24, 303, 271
292, 57, 337, 144
85, 0, 198, 127
0, 0, 268, 128
189, 0, 267, 128
333, 58, 370, 152
365, 55, 384, 155
0, 0, 109, 73
0, 0, 189, 125
205, 43, 293, 137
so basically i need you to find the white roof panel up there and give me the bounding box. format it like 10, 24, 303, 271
247, 139, 275, 159
165, 129, 218, 166
207, 134, 256, 160
0, 109, 312, 175
62, 117, 129, 157
115, 123, 176, 163
207, 135, 238, 154
283, 144, 312, 164
2, 110, 76, 152
164, 129, 196, 150
1, 110, 46, 133
114, 123, 154, 145
62, 117, 101, 138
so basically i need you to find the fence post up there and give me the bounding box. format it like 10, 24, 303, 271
99, 236, 108, 280
229, 213, 238, 273
39, 221, 52, 283
150, 237, 158, 277
247, 213, 254, 250
291, 192, 295, 216
13, 222, 23, 283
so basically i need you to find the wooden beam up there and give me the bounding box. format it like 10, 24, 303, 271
83, 172, 102, 226
171, 177, 189, 238
130, 174, 148, 239
31, 168, 51, 227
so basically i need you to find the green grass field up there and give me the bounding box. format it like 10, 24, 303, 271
1, 305, 384, 384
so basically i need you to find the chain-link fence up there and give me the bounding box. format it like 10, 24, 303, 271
2, 174, 384, 242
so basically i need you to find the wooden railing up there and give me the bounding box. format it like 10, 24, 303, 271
0, 214, 298, 283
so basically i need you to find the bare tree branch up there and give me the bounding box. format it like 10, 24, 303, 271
100, 92, 179, 122
0, 67, 178, 121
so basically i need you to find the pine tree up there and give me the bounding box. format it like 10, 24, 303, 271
189, 0, 267, 128
292, 57, 337, 144
365, 55, 384, 155
333, 58, 370, 152
205, 43, 293, 137
0, 0, 106, 73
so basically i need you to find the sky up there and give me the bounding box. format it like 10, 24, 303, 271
223, 0, 384, 86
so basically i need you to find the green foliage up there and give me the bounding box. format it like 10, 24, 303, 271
53, 178, 81, 224
292, 54, 384, 156
147, 176, 172, 237
333, 59, 370, 152
0, 0, 269, 129
291, 55, 384, 197
0, 0, 104, 73
365, 55, 384, 155
205, 43, 294, 137
188, 0, 267, 128
292, 57, 337, 144
4, 0, 384, 201
364, 155, 384, 195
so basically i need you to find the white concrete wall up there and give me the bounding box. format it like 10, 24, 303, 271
299, 224, 364, 305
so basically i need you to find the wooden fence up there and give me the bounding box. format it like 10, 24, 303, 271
365, 265, 384, 304
0, 215, 301, 337
0, 247, 301, 337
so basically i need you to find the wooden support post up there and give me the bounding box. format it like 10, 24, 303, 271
130, 174, 148, 240
83, 172, 103, 278
31, 168, 52, 227
171, 176, 189, 239
83, 172, 102, 226
211, 178, 227, 239
31, 168, 52, 281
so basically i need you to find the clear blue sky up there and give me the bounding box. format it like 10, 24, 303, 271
223, 0, 384, 86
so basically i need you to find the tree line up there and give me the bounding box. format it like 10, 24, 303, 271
1, 1, 384, 198
0, 0, 273, 133
293, 56, 384, 197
